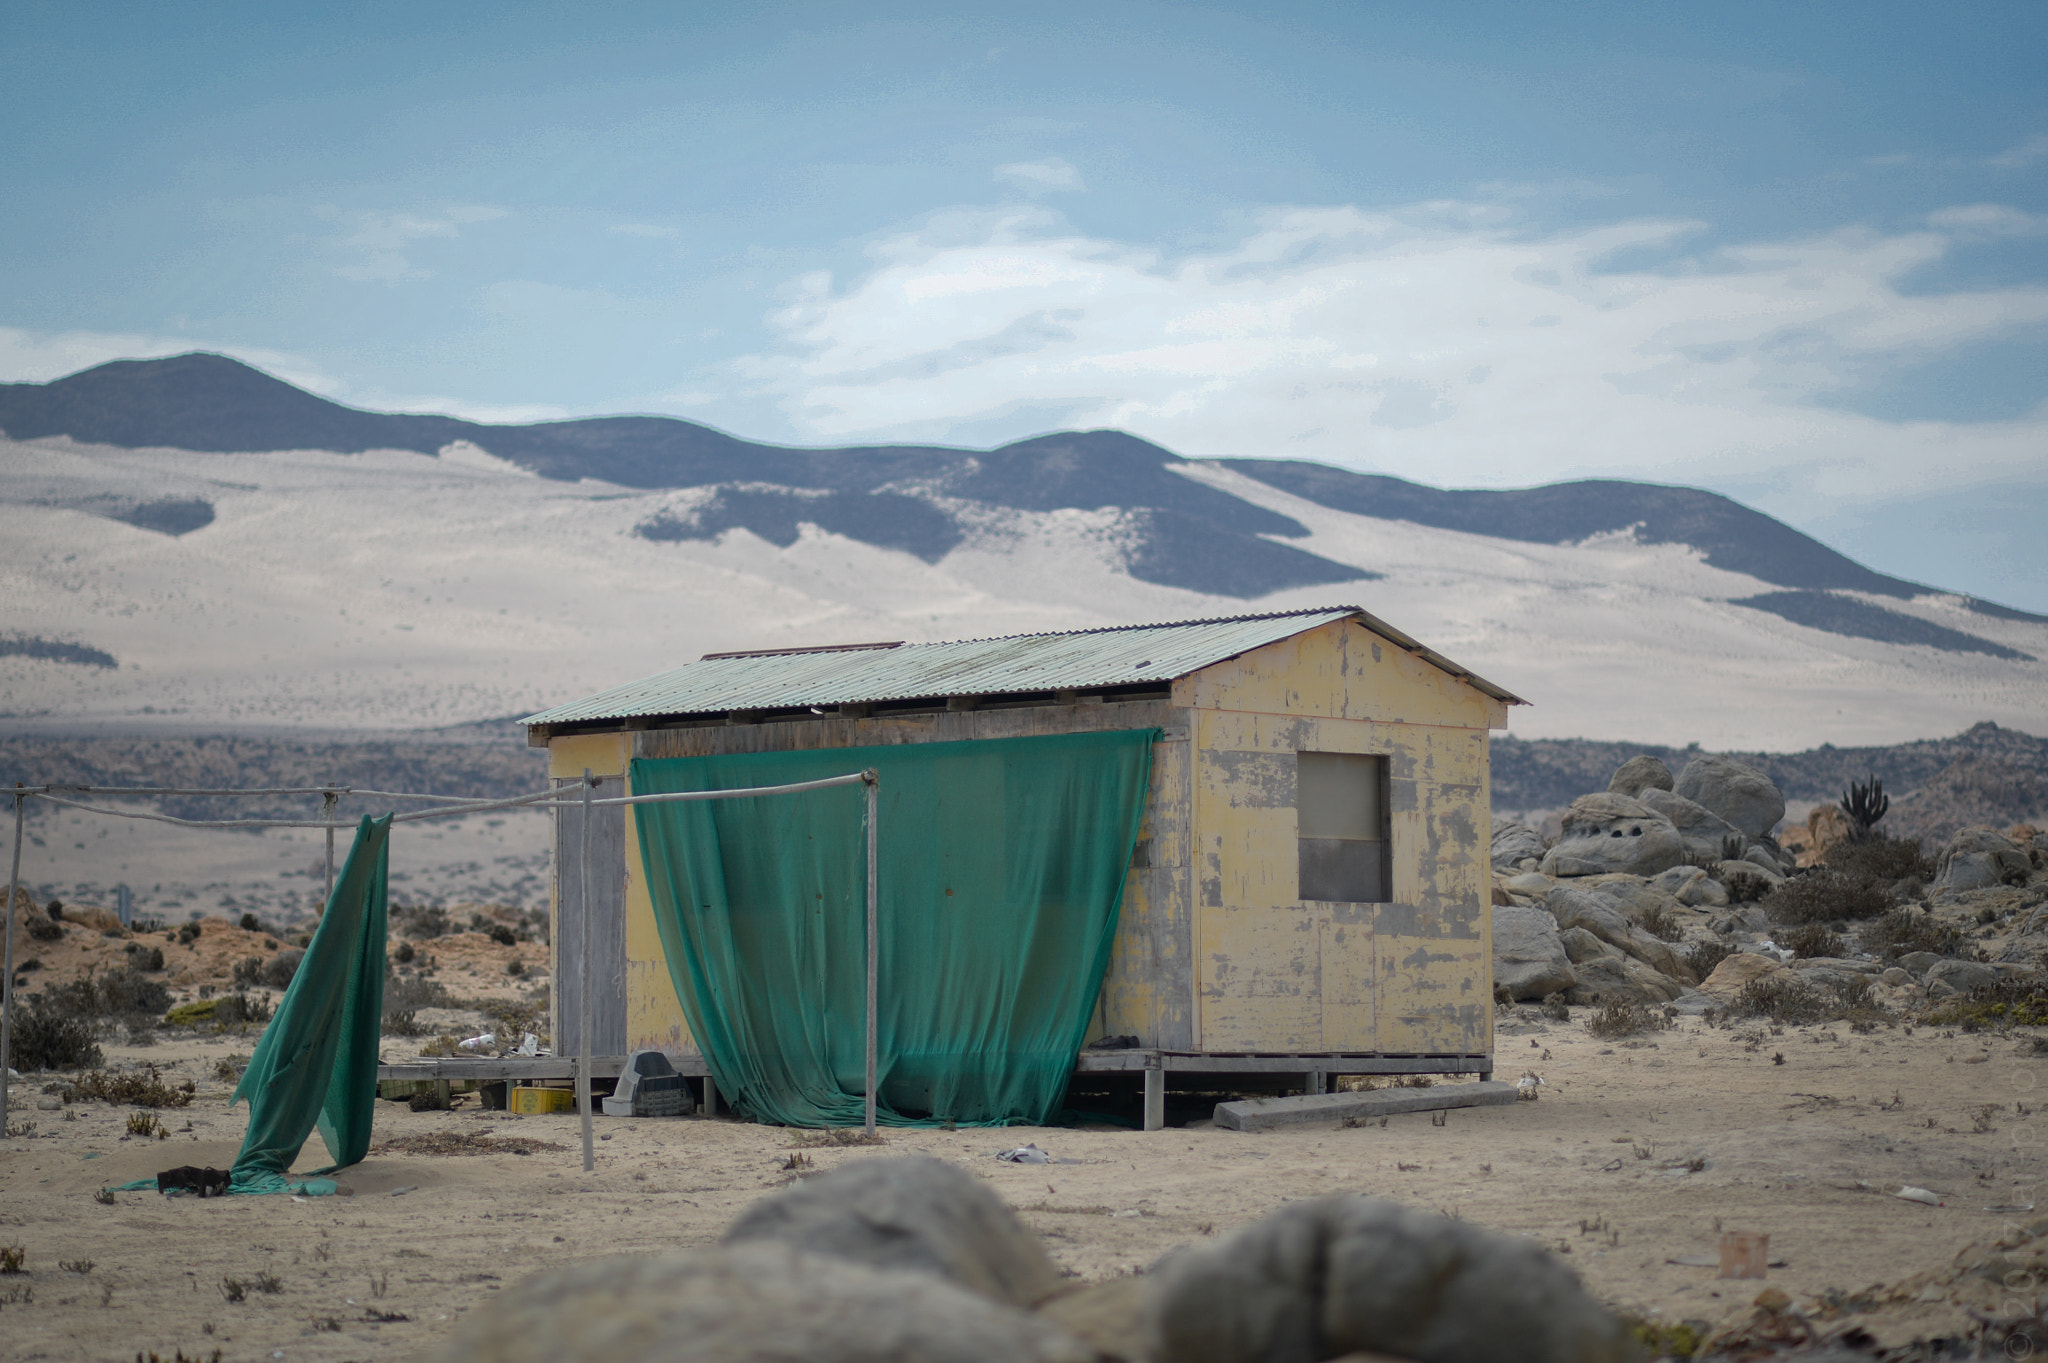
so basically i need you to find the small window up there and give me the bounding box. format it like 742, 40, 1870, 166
1297, 751, 1390, 903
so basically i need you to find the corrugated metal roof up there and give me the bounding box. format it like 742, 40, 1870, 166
522, 606, 1523, 729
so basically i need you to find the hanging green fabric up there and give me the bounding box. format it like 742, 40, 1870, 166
226, 813, 391, 1191
632, 729, 1156, 1128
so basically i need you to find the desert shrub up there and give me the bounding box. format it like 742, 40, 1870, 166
25, 913, 63, 943
14, 957, 39, 973
6, 998, 104, 1071
1723, 869, 1772, 904
1925, 979, 2048, 1031
1783, 923, 1844, 959
392, 940, 416, 964
382, 969, 451, 1037
485, 922, 518, 947
1720, 834, 1747, 863
1764, 870, 1893, 925
1686, 939, 1735, 980
124, 945, 165, 972
1822, 833, 1932, 884
1859, 908, 1969, 961
163, 992, 272, 1030
393, 905, 451, 940
1539, 992, 1570, 1021
1727, 974, 1887, 1028
36, 968, 171, 1019
231, 955, 264, 987
1585, 999, 1674, 1039
175, 921, 201, 946
66, 1064, 195, 1108
1635, 903, 1682, 942
259, 949, 303, 990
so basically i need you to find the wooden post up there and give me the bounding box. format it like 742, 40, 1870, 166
1142, 1054, 1165, 1133
864, 771, 878, 1137
578, 770, 594, 1173
322, 790, 338, 908
0, 789, 25, 1132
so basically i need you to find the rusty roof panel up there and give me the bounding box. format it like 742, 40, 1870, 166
521, 607, 1522, 728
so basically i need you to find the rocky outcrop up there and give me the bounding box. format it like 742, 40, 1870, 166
1674, 754, 1786, 840
1933, 827, 2032, 895
1538, 793, 1686, 878
1698, 951, 1788, 1001
1490, 817, 1546, 873
1146, 1194, 1632, 1363
1639, 788, 1747, 865
1491, 905, 1577, 1001
1608, 755, 1675, 799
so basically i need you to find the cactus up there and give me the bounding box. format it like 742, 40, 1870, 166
1840, 775, 1888, 834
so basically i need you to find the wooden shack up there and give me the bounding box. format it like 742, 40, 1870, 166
521, 607, 1522, 1124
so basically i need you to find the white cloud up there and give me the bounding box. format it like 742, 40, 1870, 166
329, 206, 506, 284
1926, 203, 2048, 237
994, 158, 1085, 194
609, 222, 681, 240
731, 200, 2048, 511
1988, 132, 2048, 169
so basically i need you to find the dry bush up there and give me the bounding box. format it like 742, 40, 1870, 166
25, 913, 63, 943
7, 998, 103, 1071
393, 904, 451, 940
1823, 833, 1933, 883
66, 1064, 195, 1108
1727, 974, 1888, 1028
1723, 869, 1773, 904
1584, 1000, 1674, 1040
1924, 979, 2048, 1031
1634, 903, 1682, 942
1783, 923, 1844, 959
1686, 940, 1735, 980
1859, 909, 1969, 961
1764, 870, 1894, 925
38, 967, 172, 1019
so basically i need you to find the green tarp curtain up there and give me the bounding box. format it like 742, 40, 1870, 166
117, 815, 389, 1196
631, 729, 1157, 1128
226, 814, 390, 1191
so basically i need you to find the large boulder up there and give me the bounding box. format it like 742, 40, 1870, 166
1490, 818, 1546, 873
1698, 951, 1788, 1001
1545, 887, 1693, 983
1673, 755, 1786, 840
1925, 959, 1999, 996
1491, 905, 1576, 1001
1145, 1195, 1631, 1363
1639, 788, 1748, 865
1608, 755, 1675, 799
1538, 794, 1686, 878
1650, 865, 1728, 908
722, 1156, 1061, 1309
1563, 954, 1684, 1005
415, 1242, 1091, 1363
1933, 828, 2032, 895
1559, 926, 1616, 964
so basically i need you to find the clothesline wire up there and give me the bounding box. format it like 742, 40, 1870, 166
12, 771, 874, 831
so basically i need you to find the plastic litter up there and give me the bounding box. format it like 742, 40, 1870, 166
1986, 1203, 2036, 1214
458, 1034, 495, 1053
996, 1143, 1051, 1164
517, 1033, 540, 1056
1895, 1186, 1944, 1206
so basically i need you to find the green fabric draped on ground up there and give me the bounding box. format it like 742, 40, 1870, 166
631, 730, 1156, 1128
117, 815, 391, 1196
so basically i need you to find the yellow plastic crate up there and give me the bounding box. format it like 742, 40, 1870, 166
508, 1086, 575, 1114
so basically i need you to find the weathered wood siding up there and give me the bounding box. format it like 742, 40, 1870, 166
550, 771, 628, 1057
1174, 617, 1499, 1057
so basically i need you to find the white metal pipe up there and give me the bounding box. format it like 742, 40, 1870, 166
578, 769, 595, 1174
864, 770, 878, 1137
322, 791, 338, 906
0, 789, 25, 1133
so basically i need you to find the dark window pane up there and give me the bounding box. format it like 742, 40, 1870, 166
1300, 837, 1387, 903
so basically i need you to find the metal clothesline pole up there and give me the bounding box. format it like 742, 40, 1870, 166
578, 769, 595, 1175
864, 771, 878, 1138
1, 788, 26, 1135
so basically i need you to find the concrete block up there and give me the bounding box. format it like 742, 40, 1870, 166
1213, 1080, 1517, 1132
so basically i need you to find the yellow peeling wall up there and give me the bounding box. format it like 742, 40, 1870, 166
1174, 618, 1505, 1056
545, 732, 700, 1063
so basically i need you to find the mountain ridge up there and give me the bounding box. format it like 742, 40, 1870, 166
3, 353, 2042, 651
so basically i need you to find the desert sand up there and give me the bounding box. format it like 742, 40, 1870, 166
4, 1007, 2043, 1362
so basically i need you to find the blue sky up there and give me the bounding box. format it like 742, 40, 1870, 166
4, 2, 2045, 608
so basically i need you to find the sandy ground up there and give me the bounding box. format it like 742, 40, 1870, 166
4, 1010, 2046, 1362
